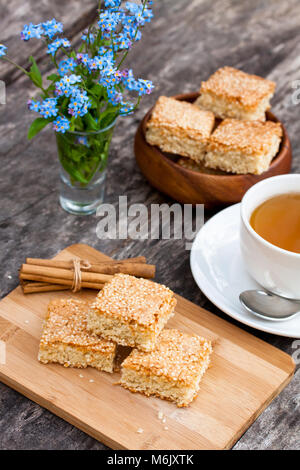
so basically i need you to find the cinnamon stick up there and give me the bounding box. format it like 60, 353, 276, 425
26, 256, 146, 268
24, 259, 155, 278
20, 255, 155, 294
20, 272, 105, 290
22, 282, 70, 294
89, 263, 155, 277
22, 282, 104, 294
20, 264, 112, 284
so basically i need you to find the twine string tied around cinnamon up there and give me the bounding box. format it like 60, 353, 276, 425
71, 259, 92, 292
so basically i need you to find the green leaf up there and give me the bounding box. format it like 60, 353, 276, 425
60, 97, 69, 114
98, 109, 117, 129
89, 97, 99, 110
60, 158, 89, 184
46, 84, 56, 93
89, 84, 103, 97
75, 117, 84, 131
83, 113, 99, 131
27, 118, 50, 140
28, 56, 42, 88
69, 149, 83, 162
47, 73, 60, 82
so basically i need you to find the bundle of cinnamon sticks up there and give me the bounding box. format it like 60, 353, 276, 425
20, 256, 155, 294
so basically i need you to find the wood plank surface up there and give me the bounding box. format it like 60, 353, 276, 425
0, 244, 295, 450
0, 0, 98, 85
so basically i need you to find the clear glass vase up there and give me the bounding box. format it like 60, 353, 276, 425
56, 120, 116, 215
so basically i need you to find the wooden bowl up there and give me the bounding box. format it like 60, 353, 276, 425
134, 92, 292, 209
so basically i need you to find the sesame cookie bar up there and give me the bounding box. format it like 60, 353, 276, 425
177, 157, 227, 175
88, 274, 176, 352
38, 299, 116, 372
145, 96, 215, 162
205, 118, 282, 175
120, 329, 212, 407
195, 66, 275, 121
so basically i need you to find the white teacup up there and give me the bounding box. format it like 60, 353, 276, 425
240, 174, 300, 300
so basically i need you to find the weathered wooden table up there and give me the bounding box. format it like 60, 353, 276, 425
0, 0, 299, 450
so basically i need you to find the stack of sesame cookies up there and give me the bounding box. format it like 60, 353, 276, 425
146, 66, 282, 175
90, 274, 212, 407
38, 274, 213, 407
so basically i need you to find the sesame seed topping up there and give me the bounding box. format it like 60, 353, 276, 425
92, 274, 176, 327
158, 411, 164, 420
137, 428, 144, 434
209, 119, 282, 154
200, 66, 275, 108
147, 96, 214, 139
122, 329, 212, 386
40, 299, 115, 354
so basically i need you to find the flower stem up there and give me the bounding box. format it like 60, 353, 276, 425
81, 81, 99, 100
2, 56, 30, 76
2, 56, 50, 97
120, 95, 141, 116
117, 0, 149, 69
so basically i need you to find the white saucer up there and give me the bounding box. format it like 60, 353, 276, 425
190, 203, 300, 338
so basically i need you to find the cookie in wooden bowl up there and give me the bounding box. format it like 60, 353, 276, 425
177, 157, 228, 175
195, 66, 275, 121
145, 96, 215, 163
205, 118, 283, 175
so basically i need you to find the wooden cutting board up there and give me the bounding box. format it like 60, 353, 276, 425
0, 244, 295, 450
